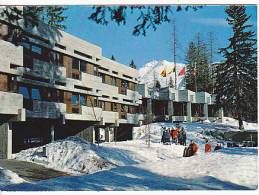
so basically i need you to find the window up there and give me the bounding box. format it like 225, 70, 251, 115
80, 95, 86, 106
121, 104, 128, 112
72, 93, 79, 105
31, 45, 42, 55
18, 86, 30, 99
99, 72, 105, 83
72, 73, 80, 80
31, 88, 41, 100
121, 80, 128, 88
55, 43, 66, 50
111, 77, 116, 86
111, 103, 117, 112
72, 58, 79, 70
94, 66, 98, 76
99, 100, 105, 110
74, 50, 92, 59
50, 51, 63, 66
80, 61, 87, 73
93, 97, 98, 107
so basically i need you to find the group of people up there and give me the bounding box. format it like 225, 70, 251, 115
161, 126, 187, 146
184, 140, 222, 157
161, 125, 222, 157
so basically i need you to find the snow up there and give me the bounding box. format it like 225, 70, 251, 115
138, 60, 186, 89
222, 117, 258, 131
0, 167, 25, 187
1, 121, 257, 190
14, 136, 114, 174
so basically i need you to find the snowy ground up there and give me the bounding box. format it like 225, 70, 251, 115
0, 119, 257, 191
0, 167, 25, 187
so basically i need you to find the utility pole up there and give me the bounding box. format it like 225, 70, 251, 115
194, 62, 197, 92
173, 21, 177, 89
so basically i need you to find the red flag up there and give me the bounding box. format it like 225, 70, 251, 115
178, 66, 186, 76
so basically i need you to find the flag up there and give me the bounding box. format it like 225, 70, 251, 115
178, 66, 186, 76
160, 67, 167, 77
169, 66, 175, 74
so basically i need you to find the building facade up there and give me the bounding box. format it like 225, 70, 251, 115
138, 85, 224, 123
0, 14, 222, 159
0, 18, 144, 159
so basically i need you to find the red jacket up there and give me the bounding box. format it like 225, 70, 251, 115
205, 143, 212, 153
172, 130, 179, 139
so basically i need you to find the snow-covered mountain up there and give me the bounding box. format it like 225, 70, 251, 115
138, 60, 186, 89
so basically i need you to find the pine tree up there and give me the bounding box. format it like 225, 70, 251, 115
129, 59, 136, 69
186, 41, 197, 91
215, 6, 257, 128
185, 36, 212, 92
111, 55, 116, 61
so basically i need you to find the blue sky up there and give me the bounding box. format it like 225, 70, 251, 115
64, 5, 257, 69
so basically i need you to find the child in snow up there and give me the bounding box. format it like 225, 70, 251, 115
205, 140, 212, 153
183, 140, 198, 157
214, 143, 222, 151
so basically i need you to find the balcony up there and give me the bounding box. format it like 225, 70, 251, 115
32, 59, 66, 82
119, 87, 127, 95
0, 40, 23, 74
102, 111, 119, 124
26, 100, 66, 119
0, 91, 23, 115
65, 106, 102, 121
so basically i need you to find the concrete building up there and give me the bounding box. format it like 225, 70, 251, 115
137, 85, 224, 123
0, 18, 144, 158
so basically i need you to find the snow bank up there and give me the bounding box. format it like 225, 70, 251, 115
222, 117, 258, 131
0, 167, 25, 187
14, 136, 114, 174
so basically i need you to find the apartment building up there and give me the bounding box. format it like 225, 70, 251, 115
0, 18, 144, 159
138, 85, 223, 123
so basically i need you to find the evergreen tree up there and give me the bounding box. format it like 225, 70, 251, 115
186, 41, 197, 91
111, 55, 116, 61
215, 6, 257, 128
0, 6, 67, 45
129, 59, 137, 69
185, 35, 212, 92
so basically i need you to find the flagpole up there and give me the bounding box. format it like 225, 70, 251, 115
173, 22, 177, 90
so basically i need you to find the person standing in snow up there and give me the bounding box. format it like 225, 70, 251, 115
205, 140, 212, 153
172, 127, 179, 144
170, 127, 175, 143
182, 128, 187, 146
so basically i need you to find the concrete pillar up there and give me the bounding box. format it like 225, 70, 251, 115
203, 103, 208, 120
105, 127, 114, 142
50, 124, 55, 142
147, 98, 152, 115
168, 100, 174, 116
146, 98, 153, 123
76, 126, 96, 143
187, 102, 192, 122
0, 123, 12, 159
